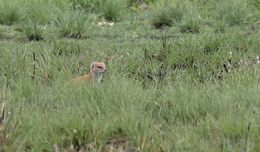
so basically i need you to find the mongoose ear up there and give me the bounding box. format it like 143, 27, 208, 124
90, 62, 96, 69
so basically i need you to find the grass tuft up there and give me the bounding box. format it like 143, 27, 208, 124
0, 1, 24, 25
179, 15, 200, 33
151, 1, 184, 28
179, 6, 201, 33
95, 0, 125, 22
215, 0, 252, 26
52, 6, 93, 39
21, 19, 45, 41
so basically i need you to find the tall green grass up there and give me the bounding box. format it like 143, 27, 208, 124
151, 1, 185, 28
215, 0, 254, 26
20, 19, 45, 41
0, 0, 260, 151
0, 1, 24, 25
52, 6, 93, 39
95, 0, 126, 22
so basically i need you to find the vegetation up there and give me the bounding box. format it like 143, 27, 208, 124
52, 6, 94, 39
20, 19, 45, 41
0, 1, 24, 25
0, 0, 260, 151
151, 1, 185, 28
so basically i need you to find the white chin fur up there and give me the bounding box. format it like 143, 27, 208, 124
96, 75, 103, 83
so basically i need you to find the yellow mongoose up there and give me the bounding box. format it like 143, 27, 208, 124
68, 61, 107, 85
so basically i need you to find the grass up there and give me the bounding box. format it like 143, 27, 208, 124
71, 0, 96, 10
52, 6, 93, 39
23, 0, 55, 24
0, 0, 260, 151
95, 0, 125, 22
151, 1, 184, 28
127, 0, 155, 7
20, 19, 45, 41
179, 15, 200, 33
0, 1, 24, 25
215, 0, 253, 26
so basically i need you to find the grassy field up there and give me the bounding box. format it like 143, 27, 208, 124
0, 0, 260, 151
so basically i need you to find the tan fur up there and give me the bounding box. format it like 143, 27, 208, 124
68, 62, 106, 85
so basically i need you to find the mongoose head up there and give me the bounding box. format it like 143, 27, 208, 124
90, 62, 107, 82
